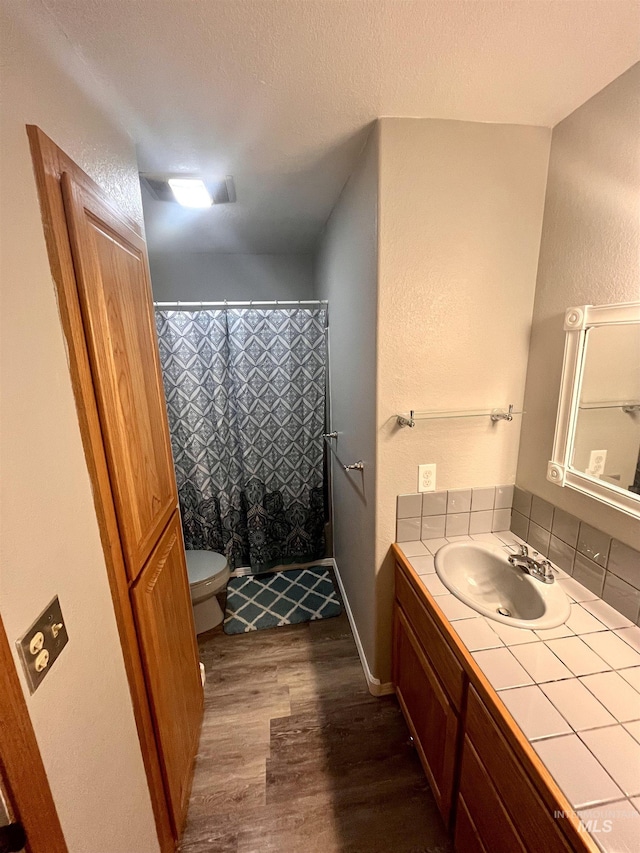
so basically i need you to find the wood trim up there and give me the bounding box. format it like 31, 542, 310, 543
27, 126, 174, 853
0, 613, 67, 853
392, 544, 598, 853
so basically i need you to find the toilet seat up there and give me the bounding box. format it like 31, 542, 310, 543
186, 550, 230, 605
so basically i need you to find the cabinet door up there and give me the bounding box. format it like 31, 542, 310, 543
61, 172, 177, 580
465, 687, 575, 853
395, 564, 465, 710
454, 796, 488, 853
131, 513, 203, 835
393, 606, 459, 825
458, 736, 526, 853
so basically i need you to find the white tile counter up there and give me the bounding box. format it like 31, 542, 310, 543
397, 530, 640, 853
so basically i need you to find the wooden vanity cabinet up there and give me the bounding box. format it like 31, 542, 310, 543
392, 566, 465, 828
454, 793, 491, 853
393, 607, 460, 825
456, 733, 526, 853
392, 550, 595, 853
462, 686, 574, 852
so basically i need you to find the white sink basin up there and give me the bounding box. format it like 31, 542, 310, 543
434, 541, 570, 629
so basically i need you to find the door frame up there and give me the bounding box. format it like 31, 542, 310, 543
0, 613, 67, 853
27, 126, 174, 853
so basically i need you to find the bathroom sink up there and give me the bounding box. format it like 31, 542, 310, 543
434, 541, 570, 629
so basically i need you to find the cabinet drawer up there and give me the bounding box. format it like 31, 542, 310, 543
466, 686, 573, 853
395, 562, 465, 710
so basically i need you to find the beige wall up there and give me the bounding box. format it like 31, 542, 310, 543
517, 62, 640, 550
315, 126, 379, 678
0, 5, 160, 852
374, 118, 551, 681
317, 117, 551, 685
149, 251, 315, 302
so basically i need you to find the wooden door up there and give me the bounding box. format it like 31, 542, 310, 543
0, 768, 26, 853
56, 157, 202, 838
60, 172, 177, 581
131, 514, 203, 834
393, 607, 459, 826
29, 127, 175, 851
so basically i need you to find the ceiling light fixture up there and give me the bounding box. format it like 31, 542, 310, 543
167, 178, 213, 208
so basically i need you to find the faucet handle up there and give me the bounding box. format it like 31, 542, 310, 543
536, 557, 555, 583
517, 544, 529, 557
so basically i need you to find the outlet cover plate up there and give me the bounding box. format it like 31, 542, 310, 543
587, 449, 607, 478
418, 463, 437, 493
16, 596, 68, 694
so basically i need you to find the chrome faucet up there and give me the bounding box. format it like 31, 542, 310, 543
508, 544, 555, 584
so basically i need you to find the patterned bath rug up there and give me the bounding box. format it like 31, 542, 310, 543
223, 566, 342, 634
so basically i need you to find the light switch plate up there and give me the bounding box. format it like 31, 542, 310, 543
16, 596, 68, 694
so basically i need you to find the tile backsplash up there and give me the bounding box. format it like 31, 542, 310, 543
395, 482, 640, 625
511, 487, 640, 625
396, 484, 514, 543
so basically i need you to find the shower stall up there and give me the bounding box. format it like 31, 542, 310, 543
154, 301, 332, 574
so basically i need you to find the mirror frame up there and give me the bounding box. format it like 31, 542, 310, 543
548, 301, 640, 520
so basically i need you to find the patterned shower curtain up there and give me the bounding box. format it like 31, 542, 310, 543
155, 307, 327, 572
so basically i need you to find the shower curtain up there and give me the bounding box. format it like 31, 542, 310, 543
155, 307, 327, 572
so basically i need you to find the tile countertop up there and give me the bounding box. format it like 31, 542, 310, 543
396, 530, 640, 853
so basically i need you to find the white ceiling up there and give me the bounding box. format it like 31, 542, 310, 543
37, 0, 640, 254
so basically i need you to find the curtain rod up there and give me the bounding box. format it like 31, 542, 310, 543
154, 299, 328, 308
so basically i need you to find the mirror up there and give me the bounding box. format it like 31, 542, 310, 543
572, 324, 640, 491
548, 302, 640, 519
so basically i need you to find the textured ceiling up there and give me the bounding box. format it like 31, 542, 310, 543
35, 0, 640, 253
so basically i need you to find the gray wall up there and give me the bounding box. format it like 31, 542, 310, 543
315, 126, 380, 684
149, 251, 315, 301
517, 62, 640, 550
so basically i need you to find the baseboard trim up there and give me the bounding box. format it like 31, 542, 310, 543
232, 557, 335, 577
330, 559, 395, 698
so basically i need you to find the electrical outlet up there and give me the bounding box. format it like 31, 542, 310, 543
588, 449, 607, 478
418, 463, 436, 493
16, 596, 68, 694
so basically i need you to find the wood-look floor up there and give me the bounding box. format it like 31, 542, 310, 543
179, 608, 452, 853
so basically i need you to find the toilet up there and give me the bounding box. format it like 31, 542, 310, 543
185, 550, 230, 634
